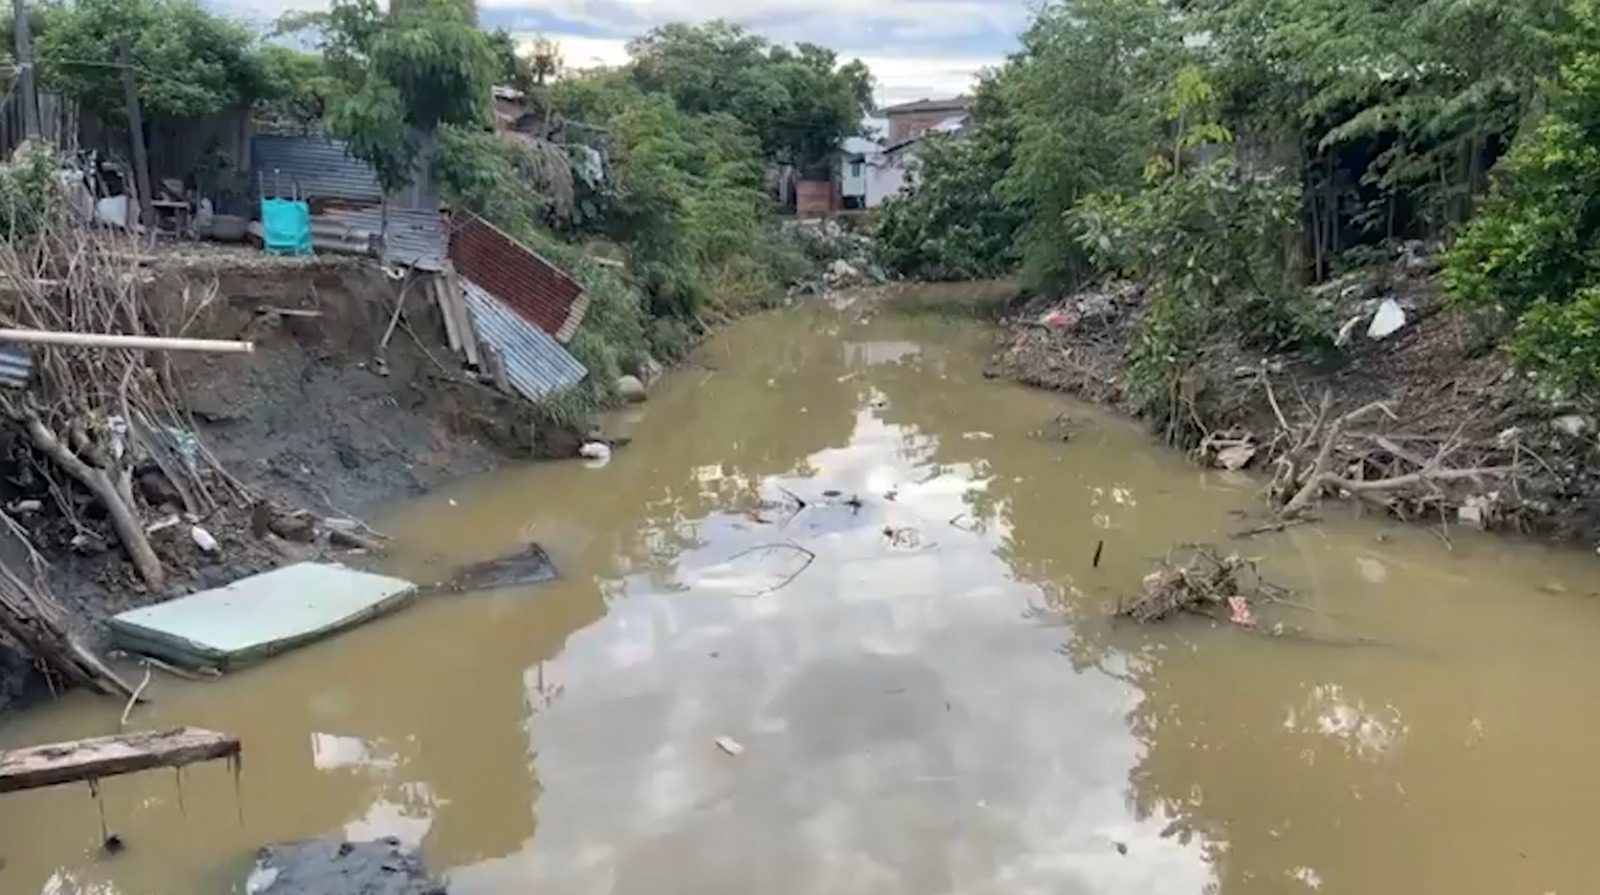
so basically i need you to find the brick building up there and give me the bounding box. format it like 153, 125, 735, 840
880, 97, 972, 144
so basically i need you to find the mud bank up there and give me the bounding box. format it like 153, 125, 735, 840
989, 252, 1600, 547
0, 250, 574, 713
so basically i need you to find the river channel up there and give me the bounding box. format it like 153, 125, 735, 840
2, 289, 1599, 894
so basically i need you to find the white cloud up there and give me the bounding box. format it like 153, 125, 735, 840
211, 0, 1013, 104
534, 34, 994, 106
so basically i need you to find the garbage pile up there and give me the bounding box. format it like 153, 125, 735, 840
784, 218, 886, 295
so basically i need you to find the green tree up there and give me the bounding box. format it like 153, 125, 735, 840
281, 0, 496, 194
999, 0, 1184, 291
625, 21, 871, 168
38, 0, 267, 121
875, 75, 1023, 280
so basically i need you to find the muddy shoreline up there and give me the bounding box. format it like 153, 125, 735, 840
986, 253, 1600, 548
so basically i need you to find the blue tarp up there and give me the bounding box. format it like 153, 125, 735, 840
261, 198, 313, 256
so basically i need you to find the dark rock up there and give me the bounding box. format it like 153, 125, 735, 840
136, 469, 183, 509
247, 839, 446, 895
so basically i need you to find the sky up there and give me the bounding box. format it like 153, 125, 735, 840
216, 0, 1030, 107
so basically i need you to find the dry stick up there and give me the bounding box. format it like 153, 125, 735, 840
1282, 400, 1397, 516
725, 542, 817, 595
379, 271, 421, 352
118, 665, 152, 729
1320, 466, 1515, 494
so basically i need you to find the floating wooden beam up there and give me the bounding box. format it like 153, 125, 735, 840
0, 726, 240, 794
0, 329, 255, 354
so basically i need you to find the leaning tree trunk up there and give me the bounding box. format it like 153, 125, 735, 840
0, 556, 136, 698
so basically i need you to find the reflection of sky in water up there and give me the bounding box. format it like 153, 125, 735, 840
446, 390, 1216, 895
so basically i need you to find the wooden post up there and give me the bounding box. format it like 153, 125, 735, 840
117, 38, 155, 233
12, 0, 40, 141
0, 727, 240, 794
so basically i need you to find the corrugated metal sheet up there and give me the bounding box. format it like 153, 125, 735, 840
252, 135, 383, 202
318, 206, 446, 271
461, 279, 587, 400
0, 346, 32, 389
448, 213, 589, 342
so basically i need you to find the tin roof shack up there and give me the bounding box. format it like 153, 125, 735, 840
250, 134, 446, 270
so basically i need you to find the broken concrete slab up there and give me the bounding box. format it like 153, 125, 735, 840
109, 563, 417, 670
247, 839, 446, 895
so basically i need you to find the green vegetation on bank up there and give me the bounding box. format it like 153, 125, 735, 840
879, 0, 1600, 408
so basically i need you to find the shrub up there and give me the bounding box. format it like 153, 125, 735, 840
1072, 161, 1318, 416
1512, 288, 1600, 399
1445, 51, 1600, 326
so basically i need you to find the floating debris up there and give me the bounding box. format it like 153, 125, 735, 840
1116, 545, 1288, 625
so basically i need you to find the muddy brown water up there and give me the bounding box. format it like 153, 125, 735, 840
3, 289, 1600, 894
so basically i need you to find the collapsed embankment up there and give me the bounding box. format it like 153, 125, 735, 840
0, 248, 581, 712
989, 249, 1600, 547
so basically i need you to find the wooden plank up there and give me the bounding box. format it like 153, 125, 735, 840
0, 727, 239, 794
447, 266, 481, 367
433, 277, 462, 354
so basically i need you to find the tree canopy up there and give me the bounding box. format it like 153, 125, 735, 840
37, 0, 268, 121
278, 0, 498, 193
625, 21, 872, 168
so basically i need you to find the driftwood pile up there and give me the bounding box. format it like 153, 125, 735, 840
1248, 381, 1519, 523
1117, 545, 1289, 625
0, 206, 272, 697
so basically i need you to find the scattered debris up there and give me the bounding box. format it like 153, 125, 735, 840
190, 525, 220, 553
1366, 298, 1407, 340
1116, 546, 1289, 625
714, 735, 746, 756
1227, 596, 1257, 628
0, 727, 239, 794
1552, 414, 1593, 439
578, 441, 612, 461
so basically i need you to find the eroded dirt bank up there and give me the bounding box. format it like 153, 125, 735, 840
990, 249, 1600, 547
0, 250, 571, 712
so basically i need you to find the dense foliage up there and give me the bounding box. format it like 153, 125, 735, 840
38, 0, 268, 121
1446, 39, 1600, 395
626, 21, 872, 169
881, 0, 1600, 407
280, 0, 498, 193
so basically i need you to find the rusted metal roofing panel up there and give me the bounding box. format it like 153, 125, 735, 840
447, 212, 589, 342
461, 278, 587, 400
252, 135, 383, 203
319, 206, 445, 271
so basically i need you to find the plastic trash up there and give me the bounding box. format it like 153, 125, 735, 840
714, 736, 745, 756
190, 525, 219, 553
1367, 299, 1406, 340
578, 442, 612, 460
